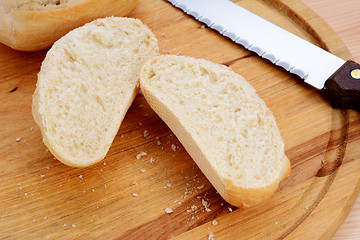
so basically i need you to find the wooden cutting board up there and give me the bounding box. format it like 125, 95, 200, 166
1, 0, 360, 239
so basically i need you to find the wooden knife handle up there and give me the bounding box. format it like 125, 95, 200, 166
321, 60, 360, 110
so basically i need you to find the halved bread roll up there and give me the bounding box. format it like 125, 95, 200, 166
140, 55, 291, 208
0, 0, 138, 51
32, 17, 158, 167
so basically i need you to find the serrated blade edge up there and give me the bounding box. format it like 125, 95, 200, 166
168, 0, 346, 89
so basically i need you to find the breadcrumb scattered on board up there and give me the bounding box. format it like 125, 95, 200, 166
136, 151, 148, 159
208, 233, 215, 240
165, 208, 174, 214
202, 199, 211, 212
143, 130, 150, 139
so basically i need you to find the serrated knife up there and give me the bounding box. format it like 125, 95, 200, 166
167, 0, 360, 110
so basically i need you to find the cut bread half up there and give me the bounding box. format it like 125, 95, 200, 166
140, 55, 291, 208
0, 0, 138, 51
32, 17, 158, 167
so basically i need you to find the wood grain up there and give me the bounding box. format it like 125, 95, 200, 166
0, 0, 359, 239
301, 1, 360, 239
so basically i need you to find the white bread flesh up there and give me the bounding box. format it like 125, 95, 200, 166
140, 55, 291, 208
32, 17, 158, 167
0, 0, 138, 51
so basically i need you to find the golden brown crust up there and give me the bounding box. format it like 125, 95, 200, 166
0, 0, 138, 51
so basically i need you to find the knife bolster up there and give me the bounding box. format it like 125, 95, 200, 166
321, 60, 360, 111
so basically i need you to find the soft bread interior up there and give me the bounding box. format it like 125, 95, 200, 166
140, 55, 290, 207
32, 17, 158, 167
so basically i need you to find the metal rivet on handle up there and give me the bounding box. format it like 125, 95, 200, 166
350, 69, 360, 79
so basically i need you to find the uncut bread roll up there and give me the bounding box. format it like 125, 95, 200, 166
32, 17, 158, 167
0, 0, 138, 51
140, 55, 291, 208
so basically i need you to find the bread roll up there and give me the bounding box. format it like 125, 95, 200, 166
32, 17, 158, 167
0, 0, 138, 51
140, 55, 291, 208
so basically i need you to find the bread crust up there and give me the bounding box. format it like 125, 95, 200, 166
140, 55, 291, 208
0, 0, 138, 51
141, 83, 291, 208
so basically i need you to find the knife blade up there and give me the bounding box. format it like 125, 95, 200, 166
167, 0, 360, 110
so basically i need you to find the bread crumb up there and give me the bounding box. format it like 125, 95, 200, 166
156, 140, 162, 145
15, 138, 21, 142
197, 185, 204, 190
139, 122, 143, 126
171, 144, 177, 152
201, 24, 206, 29
140, 169, 146, 173
228, 207, 233, 212
149, 157, 155, 163
202, 199, 211, 212
103, 162, 107, 166
165, 208, 173, 214
143, 130, 150, 139
132, 193, 138, 197
212, 220, 218, 225
71, 224, 76, 228
208, 233, 215, 240
136, 151, 147, 159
